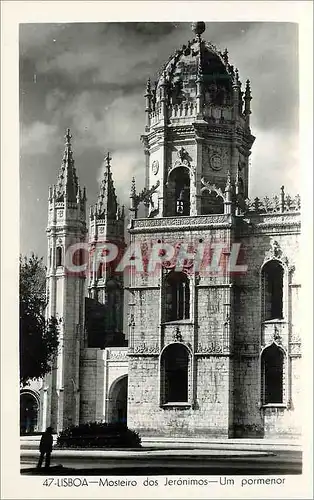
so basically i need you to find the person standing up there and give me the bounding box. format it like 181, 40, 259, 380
37, 427, 53, 468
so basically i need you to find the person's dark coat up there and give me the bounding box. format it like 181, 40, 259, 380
39, 429, 53, 453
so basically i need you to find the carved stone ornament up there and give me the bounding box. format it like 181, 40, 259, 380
108, 350, 128, 361
151, 160, 159, 175
271, 241, 282, 258
128, 313, 135, 328
133, 180, 160, 209
173, 327, 183, 342
273, 325, 282, 344
196, 342, 223, 354
171, 147, 192, 170
210, 154, 222, 171
200, 177, 225, 201
206, 145, 229, 171
264, 240, 288, 266
133, 342, 159, 354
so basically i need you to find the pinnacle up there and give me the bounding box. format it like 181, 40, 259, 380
96, 152, 118, 220
56, 128, 79, 202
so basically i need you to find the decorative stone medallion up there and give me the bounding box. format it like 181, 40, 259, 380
151, 160, 159, 175
210, 154, 222, 171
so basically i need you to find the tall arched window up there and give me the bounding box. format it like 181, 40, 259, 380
262, 260, 284, 320
97, 262, 104, 279
161, 343, 189, 404
164, 271, 190, 322
56, 246, 63, 267
166, 167, 190, 216
262, 343, 284, 404
49, 248, 52, 268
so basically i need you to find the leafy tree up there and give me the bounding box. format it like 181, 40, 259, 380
20, 253, 59, 385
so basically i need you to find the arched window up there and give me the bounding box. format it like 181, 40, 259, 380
161, 343, 189, 404
56, 246, 63, 267
262, 260, 284, 320
164, 271, 190, 322
166, 167, 190, 216
262, 344, 284, 404
97, 262, 104, 279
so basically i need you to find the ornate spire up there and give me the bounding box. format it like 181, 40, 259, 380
222, 48, 229, 66
56, 128, 79, 202
225, 171, 232, 193
96, 152, 118, 219
145, 77, 152, 129
244, 79, 252, 115
145, 77, 151, 96
234, 68, 240, 86
130, 177, 136, 198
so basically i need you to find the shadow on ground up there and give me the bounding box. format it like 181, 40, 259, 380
21, 464, 302, 476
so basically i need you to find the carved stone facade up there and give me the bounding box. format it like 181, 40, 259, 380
29, 24, 301, 441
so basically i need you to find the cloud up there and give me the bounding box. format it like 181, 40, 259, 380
20, 121, 58, 156
61, 89, 144, 153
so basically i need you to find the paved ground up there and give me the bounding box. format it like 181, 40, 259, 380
20, 438, 302, 476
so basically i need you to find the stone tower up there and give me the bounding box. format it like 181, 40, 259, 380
140, 21, 254, 219
127, 22, 255, 437
87, 152, 125, 336
127, 23, 301, 439
43, 129, 87, 432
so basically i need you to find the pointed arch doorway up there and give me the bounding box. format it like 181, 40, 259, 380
108, 375, 128, 425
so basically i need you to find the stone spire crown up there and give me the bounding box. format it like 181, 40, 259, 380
96, 152, 118, 219
56, 128, 79, 202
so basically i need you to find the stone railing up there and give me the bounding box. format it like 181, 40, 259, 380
169, 102, 196, 119
203, 105, 232, 122
244, 188, 300, 214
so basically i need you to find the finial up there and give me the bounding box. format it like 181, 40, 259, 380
105, 152, 112, 167
83, 186, 87, 201
225, 171, 232, 191
222, 48, 229, 65
65, 128, 72, 145
244, 79, 252, 117
245, 79, 252, 98
159, 71, 167, 87
146, 77, 151, 94
280, 185, 285, 212
196, 58, 203, 81
130, 177, 136, 197
235, 68, 240, 85
191, 22, 206, 38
